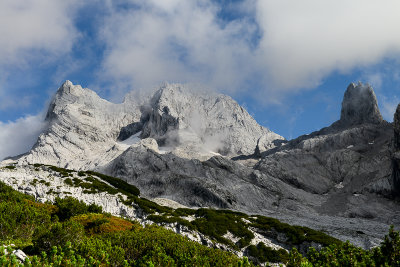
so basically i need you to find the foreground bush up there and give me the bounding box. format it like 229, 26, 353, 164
1, 179, 400, 266
287, 225, 400, 266
0, 181, 253, 266
54, 196, 102, 221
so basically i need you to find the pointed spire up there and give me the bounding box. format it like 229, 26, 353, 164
338, 82, 383, 126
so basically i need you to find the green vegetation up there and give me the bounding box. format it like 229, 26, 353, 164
3, 164, 400, 266
124, 196, 173, 214
85, 171, 140, 196
248, 242, 289, 264
72, 213, 137, 235
54, 196, 102, 221
66, 174, 121, 195
249, 216, 340, 246
288, 227, 400, 266
44, 165, 140, 197
0, 183, 53, 247
48, 165, 73, 177
4, 165, 15, 170
144, 206, 339, 263
39, 179, 51, 186
0, 181, 253, 266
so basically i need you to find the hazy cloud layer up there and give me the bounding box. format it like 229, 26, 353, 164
0, 0, 80, 113
99, 0, 400, 100
0, 0, 80, 158
256, 0, 400, 91
0, 0, 79, 66
0, 113, 47, 160
100, 0, 257, 94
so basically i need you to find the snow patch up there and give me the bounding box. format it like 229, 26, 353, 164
118, 132, 141, 148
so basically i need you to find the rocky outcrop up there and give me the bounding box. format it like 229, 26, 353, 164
392, 104, 400, 195
249, 83, 398, 247
333, 82, 383, 128
257, 82, 392, 195
13, 81, 283, 169
14, 81, 141, 169
257, 124, 393, 195
136, 83, 284, 156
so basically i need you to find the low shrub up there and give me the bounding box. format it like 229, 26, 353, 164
4, 166, 15, 170
247, 242, 289, 263
34, 221, 86, 252
72, 213, 138, 235
54, 197, 102, 221
86, 171, 140, 196
287, 226, 400, 267
250, 215, 340, 246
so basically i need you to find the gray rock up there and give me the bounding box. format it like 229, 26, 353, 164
12, 250, 27, 263
138, 83, 284, 156
333, 82, 383, 128
392, 104, 400, 195
14, 80, 141, 169
14, 81, 283, 168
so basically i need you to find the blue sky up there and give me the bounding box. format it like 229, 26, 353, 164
1, 0, 400, 158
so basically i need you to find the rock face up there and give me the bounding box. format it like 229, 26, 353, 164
103, 82, 399, 248
392, 104, 400, 195
124, 83, 283, 157
14, 81, 282, 169
333, 82, 383, 128
14, 81, 141, 169
251, 83, 397, 248
394, 104, 400, 150
257, 82, 391, 196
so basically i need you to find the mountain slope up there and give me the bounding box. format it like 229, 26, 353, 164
2, 81, 399, 250
11, 81, 283, 168
104, 82, 399, 248
11, 81, 141, 169
136, 83, 283, 157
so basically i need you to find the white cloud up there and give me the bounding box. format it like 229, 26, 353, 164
0, 113, 47, 160
98, 0, 400, 101
255, 0, 400, 91
0, 0, 80, 66
379, 95, 399, 122
100, 0, 257, 94
0, 0, 81, 111
363, 73, 383, 90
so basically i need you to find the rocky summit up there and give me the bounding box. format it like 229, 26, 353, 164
333, 82, 383, 128
1, 81, 399, 251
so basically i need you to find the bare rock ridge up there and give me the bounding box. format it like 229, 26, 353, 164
14, 81, 141, 169
257, 82, 392, 195
13, 81, 282, 168
251, 82, 397, 248
121, 83, 284, 157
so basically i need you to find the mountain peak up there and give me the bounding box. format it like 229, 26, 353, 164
138, 82, 284, 156
57, 80, 85, 97
337, 82, 383, 127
